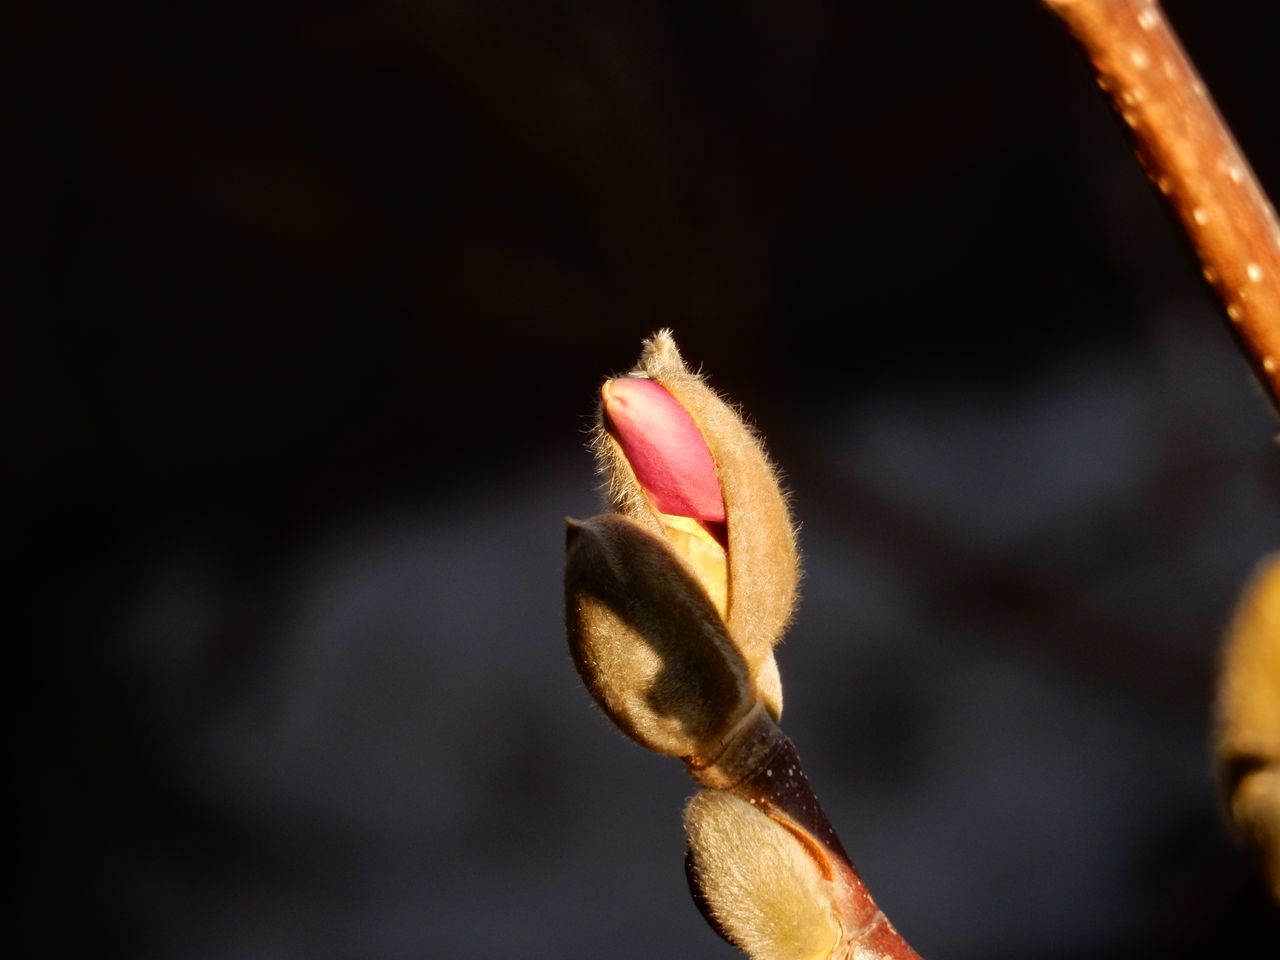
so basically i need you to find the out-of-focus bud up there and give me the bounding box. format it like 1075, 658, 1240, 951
1215, 552, 1280, 903
592, 329, 800, 718
564, 514, 754, 760
684, 790, 841, 960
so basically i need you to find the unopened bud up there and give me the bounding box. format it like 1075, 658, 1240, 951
684, 790, 841, 960
1216, 552, 1280, 902
564, 514, 753, 759
601, 376, 726, 528
593, 329, 800, 718
601, 374, 731, 619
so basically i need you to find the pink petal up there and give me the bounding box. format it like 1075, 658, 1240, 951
602, 377, 726, 523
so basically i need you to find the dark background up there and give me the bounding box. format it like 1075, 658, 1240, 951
9, 1, 1280, 957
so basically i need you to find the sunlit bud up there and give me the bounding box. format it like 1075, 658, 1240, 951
684, 790, 841, 960
600, 374, 731, 620
1216, 552, 1280, 903
601, 377, 726, 528
564, 514, 753, 759
593, 329, 800, 718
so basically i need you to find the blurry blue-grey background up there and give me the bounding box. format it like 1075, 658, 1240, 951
10, 1, 1280, 957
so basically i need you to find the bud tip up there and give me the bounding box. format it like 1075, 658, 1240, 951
601, 376, 725, 524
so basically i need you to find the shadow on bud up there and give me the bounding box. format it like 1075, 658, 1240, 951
564, 514, 754, 759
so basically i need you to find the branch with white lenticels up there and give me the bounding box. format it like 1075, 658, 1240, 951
1043, 0, 1280, 414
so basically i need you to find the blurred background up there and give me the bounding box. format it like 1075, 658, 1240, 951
9, 0, 1280, 957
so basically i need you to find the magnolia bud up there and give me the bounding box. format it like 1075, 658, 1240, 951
601, 376, 726, 528
564, 514, 753, 759
601, 374, 731, 619
1216, 552, 1280, 902
592, 329, 800, 717
684, 790, 841, 960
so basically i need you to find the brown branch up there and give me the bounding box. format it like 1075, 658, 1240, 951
1043, 0, 1280, 414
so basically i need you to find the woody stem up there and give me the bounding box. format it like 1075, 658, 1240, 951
1042, 0, 1280, 413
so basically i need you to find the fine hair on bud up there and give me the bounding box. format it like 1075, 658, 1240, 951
564, 514, 753, 759
684, 790, 840, 960
591, 329, 801, 717
1215, 552, 1280, 902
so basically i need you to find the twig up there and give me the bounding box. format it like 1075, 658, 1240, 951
1043, 0, 1280, 414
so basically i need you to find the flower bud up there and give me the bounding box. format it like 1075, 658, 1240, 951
592, 329, 800, 717
564, 514, 753, 759
684, 790, 841, 960
601, 375, 730, 619
601, 376, 726, 528
1216, 552, 1280, 902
